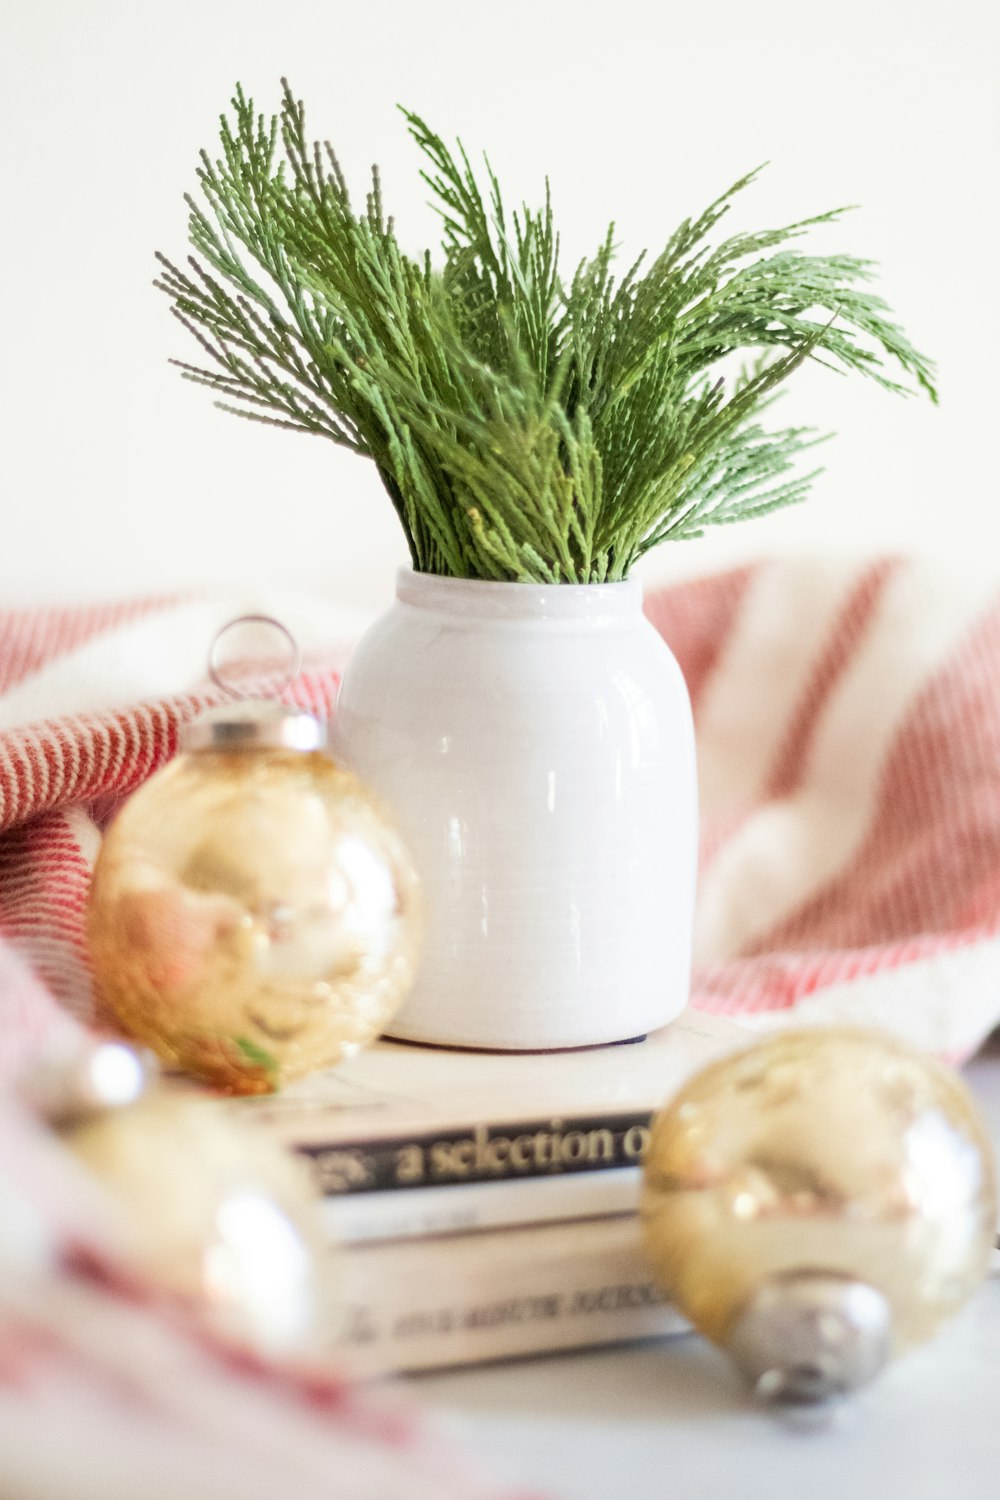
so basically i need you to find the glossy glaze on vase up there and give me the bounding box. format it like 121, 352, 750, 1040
334, 570, 697, 1050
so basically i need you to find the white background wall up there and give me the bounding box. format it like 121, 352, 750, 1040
1, 0, 997, 613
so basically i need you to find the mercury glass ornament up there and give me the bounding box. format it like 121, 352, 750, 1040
640, 1027, 998, 1403
41, 1040, 337, 1357
88, 623, 420, 1094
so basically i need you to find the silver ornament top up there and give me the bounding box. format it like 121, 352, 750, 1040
183, 614, 328, 754
726, 1271, 892, 1404
182, 700, 328, 754
20, 1038, 155, 1129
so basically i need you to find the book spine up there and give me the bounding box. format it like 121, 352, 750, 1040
297, 1108, 654, 1195
321, 1166, 641, 1244
332, 1214, 686, 1375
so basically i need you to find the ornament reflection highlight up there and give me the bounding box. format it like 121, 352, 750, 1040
207, 1189, 316, 1353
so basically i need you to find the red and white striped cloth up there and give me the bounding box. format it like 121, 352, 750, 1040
649, 556, 1000, 1060
2, 556, 1000, 1496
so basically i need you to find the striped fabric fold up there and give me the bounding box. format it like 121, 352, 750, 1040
647, 557, 1000, 1059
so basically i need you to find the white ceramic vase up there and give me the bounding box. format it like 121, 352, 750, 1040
334, 569, 697, 1050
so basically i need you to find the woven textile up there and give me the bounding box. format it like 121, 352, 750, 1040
647, 557, 1000, 1059
2, 557, 1000, 1496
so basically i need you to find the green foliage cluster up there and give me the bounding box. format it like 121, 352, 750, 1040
157, 81, 936, 583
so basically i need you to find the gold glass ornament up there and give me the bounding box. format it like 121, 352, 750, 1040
87, 618, 420, 1094
29, 1036, 337, 1358
640, 1027, 998, 1403
70, 1090, 337, 1357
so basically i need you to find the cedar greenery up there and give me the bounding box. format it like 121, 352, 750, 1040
156, 80, 936, 583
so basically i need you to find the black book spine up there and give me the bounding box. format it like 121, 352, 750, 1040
295, 1109, 654, 1194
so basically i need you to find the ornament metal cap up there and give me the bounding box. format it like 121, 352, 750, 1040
182, 700, 328, 754
726, 1271, 892, 1404
20, 1037, 155, 1129
183, 614, 328, 753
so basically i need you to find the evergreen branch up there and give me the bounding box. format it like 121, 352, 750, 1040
157, 81, 937, 583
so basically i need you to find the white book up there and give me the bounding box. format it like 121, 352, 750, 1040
334, 1212, 688, 1375
235, 1009, 744, 1200
321, 1167, 641, 1244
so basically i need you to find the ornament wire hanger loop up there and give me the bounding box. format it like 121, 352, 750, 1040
209, 615, 301, 701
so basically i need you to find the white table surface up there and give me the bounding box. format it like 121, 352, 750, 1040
414, 1038, 1000, 1500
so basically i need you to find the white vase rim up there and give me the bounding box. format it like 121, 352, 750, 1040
395, 567, 643, 620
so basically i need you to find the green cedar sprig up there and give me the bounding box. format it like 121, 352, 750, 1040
155, 80, 936, 582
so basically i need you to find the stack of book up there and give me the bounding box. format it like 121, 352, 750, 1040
236, 1009, 742, 1374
